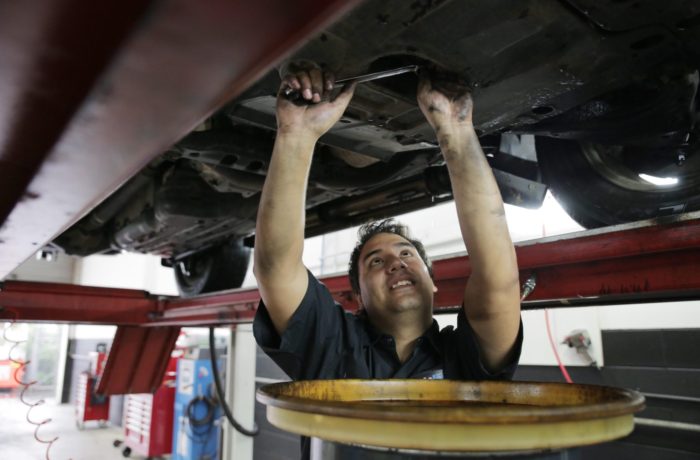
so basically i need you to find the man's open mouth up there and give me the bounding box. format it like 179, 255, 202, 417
391, 280, 414, 290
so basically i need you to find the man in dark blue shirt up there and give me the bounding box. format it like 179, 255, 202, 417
252, 63, 523, 457
255, 264, 522, 382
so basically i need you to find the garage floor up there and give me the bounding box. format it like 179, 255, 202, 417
0, 391, 143, 460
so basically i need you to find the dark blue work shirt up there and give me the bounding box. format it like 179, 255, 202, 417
253, 270, 524, 458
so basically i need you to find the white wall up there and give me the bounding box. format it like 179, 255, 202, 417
599, 301, 700, 330
6, 245, 179, 296
5, 251, 78, 284
299, 192, 584, 278
75, 252, 178, 295
520, 308, 603, 367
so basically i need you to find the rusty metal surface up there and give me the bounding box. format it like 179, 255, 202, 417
2, 215, 700, 326
0, 0, 362, 278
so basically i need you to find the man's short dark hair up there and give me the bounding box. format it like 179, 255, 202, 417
348, 219, 433, 295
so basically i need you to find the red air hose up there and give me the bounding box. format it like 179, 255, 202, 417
544, 309, 573, 384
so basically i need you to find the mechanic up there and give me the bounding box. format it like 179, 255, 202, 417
253, 63, 523, 458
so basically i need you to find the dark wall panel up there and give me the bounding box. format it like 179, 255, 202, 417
603, 329, 700, 369
515, 365, 700, 399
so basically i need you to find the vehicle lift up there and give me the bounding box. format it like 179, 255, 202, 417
1, 212, 699, 396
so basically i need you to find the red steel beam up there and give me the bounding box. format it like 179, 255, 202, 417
432, 213, 700, 309
156, 214, 700, 324
0, 0, 363, 278
0, 0, 153, 230
0, 281, 155, 324
2, 215, 700, 325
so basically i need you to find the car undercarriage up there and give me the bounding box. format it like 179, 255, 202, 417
51, 0, 700, 295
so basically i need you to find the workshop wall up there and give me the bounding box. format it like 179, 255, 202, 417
76, 252, 178, 295
515, 327, 700, 459
5, 251, 77, 284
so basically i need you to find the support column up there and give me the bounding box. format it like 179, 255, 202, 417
222, 323, 257, 459
54, 324, 74, 403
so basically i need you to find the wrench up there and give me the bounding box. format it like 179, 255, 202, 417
283, 65, 419, 101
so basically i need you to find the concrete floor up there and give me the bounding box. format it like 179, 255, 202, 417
0, 391, 153, 460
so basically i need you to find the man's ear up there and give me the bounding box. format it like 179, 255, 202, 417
433, 284, 438, 293
355, 292, 364, 309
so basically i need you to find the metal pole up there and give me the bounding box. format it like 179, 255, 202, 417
222, 324, 257, 459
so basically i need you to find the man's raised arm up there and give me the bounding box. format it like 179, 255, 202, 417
417, 75, 521, 373
253, 65, 355, 335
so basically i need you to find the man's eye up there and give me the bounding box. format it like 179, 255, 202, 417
370, 258, 382, 266
401, 250, 412, 257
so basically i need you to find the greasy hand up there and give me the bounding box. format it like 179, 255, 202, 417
277, 62, 355, 142
417, 75, 473, 135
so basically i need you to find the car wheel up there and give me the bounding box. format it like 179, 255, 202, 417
174, 239, 251, 297
537, 137, 700, 228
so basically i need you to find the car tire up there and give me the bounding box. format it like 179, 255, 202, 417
174, 239, 251, 297
537, 137, 700, 228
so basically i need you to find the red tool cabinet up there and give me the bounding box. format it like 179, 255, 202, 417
75, 350, 109, 429
121, 357, 178, 458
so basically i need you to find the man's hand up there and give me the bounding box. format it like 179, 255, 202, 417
255, 62, 355, 335
277, 62, 355, 142
416, 71, 521, 374
416, 75, 473, 133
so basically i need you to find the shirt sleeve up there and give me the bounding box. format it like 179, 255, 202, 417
446, 309, 524, 381
253, 270, 351, 380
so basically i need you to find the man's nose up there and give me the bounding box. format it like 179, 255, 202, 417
387, 256, 407, 272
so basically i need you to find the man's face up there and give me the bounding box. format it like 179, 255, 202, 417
357, 232, 437, 320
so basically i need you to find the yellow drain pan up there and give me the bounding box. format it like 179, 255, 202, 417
256, 379, 645, 452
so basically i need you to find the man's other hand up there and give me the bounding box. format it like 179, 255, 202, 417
277, 62, 355, 142
417, 73, 473, 134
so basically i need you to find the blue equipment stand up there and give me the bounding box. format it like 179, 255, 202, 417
172, 358, 224, 460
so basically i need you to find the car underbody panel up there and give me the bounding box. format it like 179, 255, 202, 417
43, 0, 700, 293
